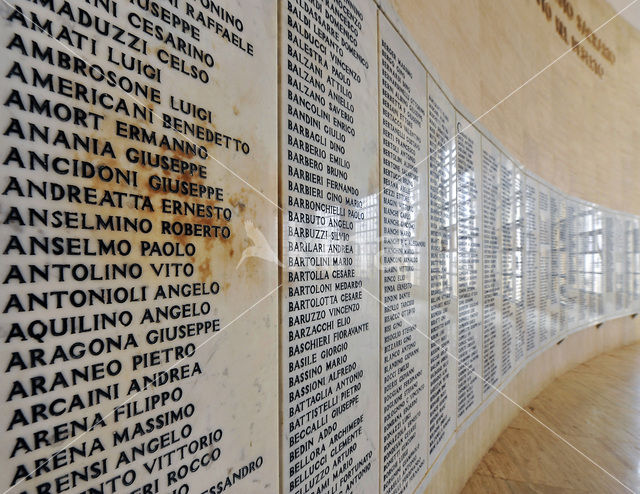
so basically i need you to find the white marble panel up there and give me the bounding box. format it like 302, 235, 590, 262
603, 213, 616, 316
281, 1, 380, 492
549, 192, 566, 338
614, 215, 628, 313
538, 184, 552, 345
576, 204, 593, 326
481, 137, 502, 396
426, 76, 457, 461
0, 0, 279, 493
626, 217, 640, 312
633, 219, 640, 311
624, 218, 635, 311
513, 167, 525, 364
594, 208, 606, 318
455, 115, 483, 424
499, 156, 515, 377
565, 199, 579, 331
378, 14, 429, 494
575, 204, 587, 326
524, 176, 539, 354
580, 206, 604, 323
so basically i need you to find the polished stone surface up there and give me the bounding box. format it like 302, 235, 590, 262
455, 114, 483, 426
427, 76, 458, 462
0, 1, 279, 492
462, 342, 640, 493
280, 1, 380, 492
481, 137, 503, 397
2, 0, 640, 493
379, 13, 429, 494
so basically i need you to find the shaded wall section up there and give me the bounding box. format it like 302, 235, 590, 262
389, 0, 640, 214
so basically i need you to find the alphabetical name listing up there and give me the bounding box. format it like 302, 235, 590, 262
500, 159, 514, 378
379, 18, 428, 494
455, 122, 481, 421
1, 0, 261, 492
481, 142, 501, 394
427, 82, 456, 459
283, 1, 378, 493
524, 179, 539, 353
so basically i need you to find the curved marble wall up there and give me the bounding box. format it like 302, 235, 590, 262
0, 0, 638, 493
377, 1, 640, 491
281, 1, 640, 492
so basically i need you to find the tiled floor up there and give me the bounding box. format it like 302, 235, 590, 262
461, 343, 640, 493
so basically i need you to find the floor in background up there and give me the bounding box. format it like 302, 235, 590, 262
461, 343, 640, 493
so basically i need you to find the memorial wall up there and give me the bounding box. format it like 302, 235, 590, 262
1, 1, 279, 493
1, 0, 639, 493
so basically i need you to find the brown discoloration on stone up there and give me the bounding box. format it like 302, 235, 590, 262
198, 256, 212, 281
50, 53, 274, 300
229, 194, 247, 213
172, 146, 196, 160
